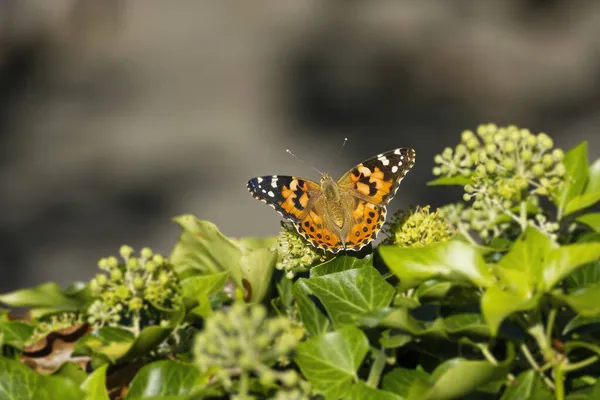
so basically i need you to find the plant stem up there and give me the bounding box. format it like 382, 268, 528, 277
519, 201, 528, 232
564, 356, 600, 372
520, 343, 555, 390
239, 371, 250, 400
554, 364, 565, 400
367, 349, 387, 388
546, 308, 557, 344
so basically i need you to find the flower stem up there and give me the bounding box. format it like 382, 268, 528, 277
239, 371, 250, 400
554, 364, 565, 400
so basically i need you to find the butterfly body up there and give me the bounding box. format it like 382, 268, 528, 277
247, 147, 415, 253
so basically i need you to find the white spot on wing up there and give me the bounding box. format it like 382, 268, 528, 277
391, 165, 398, 173
271, 177, 278, 188
268, 191, 275, 197
257, 177, 263, 183
394, 149, 401, 155
378, 156, 390, 166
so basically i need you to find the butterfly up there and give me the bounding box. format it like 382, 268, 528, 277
247, 148, 416, 253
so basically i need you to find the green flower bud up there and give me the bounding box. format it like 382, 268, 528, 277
537, 133, 553, 149
542, 154, 554, 167
280, 370, 299, 387
110, 268, 123, 281
98, 258, 109, 270
509, 131, 521, 142
485, 160, 497, 173
95, 273, 108, 286
532, 164, 545, 177
485, 144, 497, 154
503, 158, 515, 170
552, 149, 564, 161
140, 247, 153, 259
455, 144, 467, 156
466, 137, 479, 150
286, 271, 295, 279
475, 165, 486, 177
128, 297, 143, 311
463, 194, 472, 202
521, 149, 533, 162
464, 184, 474, 193
434, 155, 443, 164
158, 271, 170, 285
472, 200, 482, 209
503, 141, 516, 153
526, 135, 537, 147
119, 245, 134, 259
145, 260, 157, 273
461, 130, 474, 143
442, 147, 453, 159
554, 163, 566, 176
259, 370, 276, 386
133, 276, 145, 290
107, 256, 119, 269
152, 254, 165, 265
432, 166, 442, 176
126, 257, 139, 270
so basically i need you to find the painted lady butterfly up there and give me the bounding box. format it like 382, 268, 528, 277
247, 148, 416, 253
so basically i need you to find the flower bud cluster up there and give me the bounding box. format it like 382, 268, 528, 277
276, 222, 330, 279
194, 303, 301, 396
28, 313, 83, 345
385, 205, 455, 247
87, 245, 181, 328
433, 124, 564, 240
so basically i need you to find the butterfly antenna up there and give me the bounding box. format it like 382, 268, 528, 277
286, 149, 324, 175
335, 137, 348, 162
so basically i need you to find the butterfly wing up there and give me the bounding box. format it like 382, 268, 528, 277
337, 147, 416, 205
337, 147, 416, 250
247, 175, 345, 253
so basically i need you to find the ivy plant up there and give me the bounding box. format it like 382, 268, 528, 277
1, 124, 599, 400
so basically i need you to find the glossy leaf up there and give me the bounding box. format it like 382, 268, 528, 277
380, 240, 495, 289
564, 158, 600, 216
382, 367, 429, 397
557, 141, 588, 214
180, 271, 229, 317
500, 370, 553, 400
0, 282, 89, 310
576, 213, 600, 232
302, 266, 395, 327
543, 242, 600, 290
0, 357, 84, 400
238, 244, 277, 303
346, 382, 403, 400
295, 326, 369, 400
170, 216, 243, 285
310, 255, 372, 277
291, 280, 330, 337
481, 287, 538, 336
80, 364, 109, 400
555, 282, 600, 317
124, 360, 205, 399
0, 321, 35, 348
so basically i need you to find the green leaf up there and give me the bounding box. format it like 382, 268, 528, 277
238, 245, 277, 303
170, 216, 243, 285
382, 367, 429, 397
564, 158, 600, 216
558, 141, 589, 214
0, 321, 35, 348
0, 282, 89, 310
291, 280, 330, 337
380, 240, 495, 289
295, 326, 369, 400
53, 362, 87, 387
74, 327, 135, 363
543, 242, 600, 290
481, 287, 538, 336
562, 314, 600, 335
576, 213, 600, 232
302, 266, 395, 327
310, 255, 372, 277
427, 176, 473, 186
0, 357, 84, 400
554, 282, 600, 317
180, 271, 229, 317
500, 370, 553, 400
124, 360, 205, 399
80, 364, 109, 400
417, 355, 512, 400
345, 381, 403, 400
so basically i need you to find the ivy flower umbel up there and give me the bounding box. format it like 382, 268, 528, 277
276, 222, 329, 279
385, 205, 455, 247
194, 303, 300, 399
87, 246, 181, 333
28, 313, 84, 345
433, 124, 565, 241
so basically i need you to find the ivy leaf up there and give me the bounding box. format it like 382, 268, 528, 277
291, 280, 329, 337
412, 354, 513, 400
543, 242, 600, 290
301, 266, 394, 327
74, 327, 135, 364
380, 240, 495, 289
576, 213, 600, 232
237, 244, 277, 303
170, 216, 243, 285
0, 357, 84, 400
481, 287, 538, 336
382, 367, 429, 397
180, 271, 229, 317
0, 321, 35, 348
500, 370, 553, 400
564, 158, 600, 216
295, 326, 369, 400
0, 282, 90, 311
557, 141, 589, 215
554, 282, 600, 317
124, 360, 205, 399
310, 255, 372, 277
345, 381, 403, 400
80, 364, 109, 400
427, 176, 473, 186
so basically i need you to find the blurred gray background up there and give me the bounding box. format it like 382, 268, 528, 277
1, 0, 599, 292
